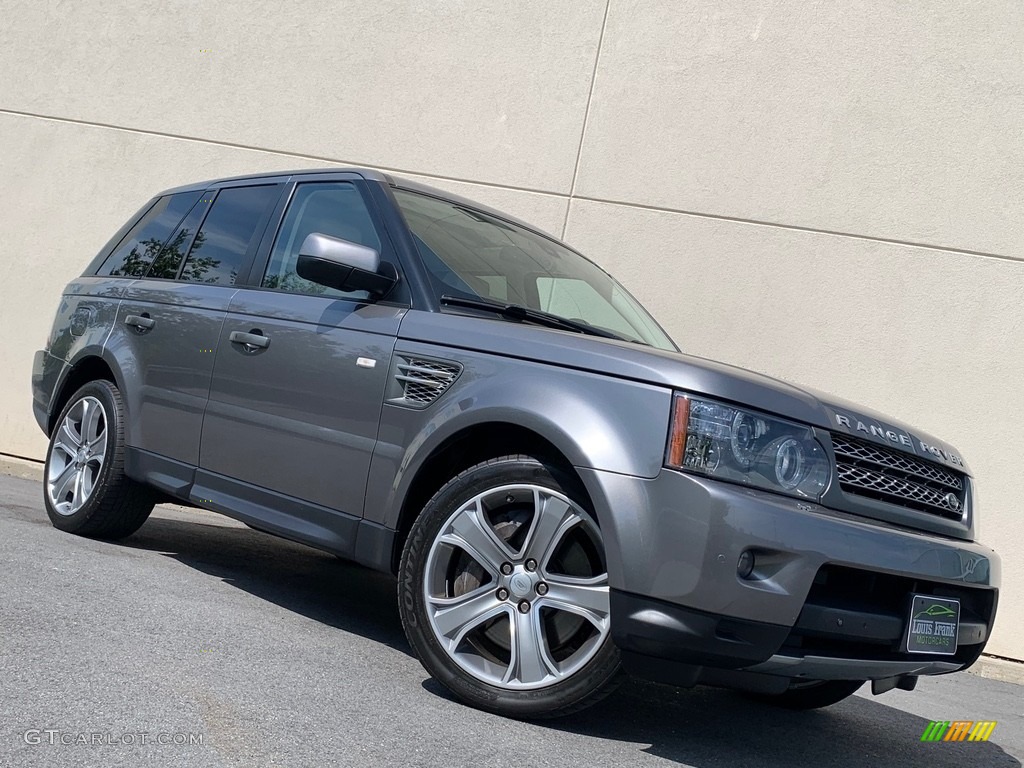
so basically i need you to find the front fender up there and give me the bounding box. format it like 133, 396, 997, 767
364, 341, 673, 532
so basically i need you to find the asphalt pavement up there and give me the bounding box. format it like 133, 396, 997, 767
1, 472, 1020, 767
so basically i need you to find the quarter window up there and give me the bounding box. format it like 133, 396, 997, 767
97, 192, 203, 277
262, 182, 381, 298
179, 185, 279, 285
145, 194, 212, 280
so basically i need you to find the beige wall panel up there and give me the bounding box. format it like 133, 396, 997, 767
0, 114, 327, 460
0, 0, 606, 192
576, 1, 1024, 258
564, 199, 1023, 659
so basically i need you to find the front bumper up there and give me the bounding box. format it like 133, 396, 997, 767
578, 467, 1000, 684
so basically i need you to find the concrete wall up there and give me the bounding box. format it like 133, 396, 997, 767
1, 1, 1020, 660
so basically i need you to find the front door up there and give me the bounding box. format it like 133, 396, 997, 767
197, 179, 403, 535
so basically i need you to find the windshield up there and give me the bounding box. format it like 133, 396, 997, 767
393, 189, 677, 351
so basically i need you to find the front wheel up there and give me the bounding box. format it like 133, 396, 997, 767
399, 455, 622, 718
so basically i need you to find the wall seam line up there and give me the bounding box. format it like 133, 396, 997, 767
2, 107, 1020, 265
0, 108, 567, 199
572, 194, 1024, 265
561, 0, 612, 240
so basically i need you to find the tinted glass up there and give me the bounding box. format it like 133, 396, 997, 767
180, 185, 278, 285
393, 190, 676, 350
144, 194, 212, 280
97, 192, 203, 277
262, 182, 381, 298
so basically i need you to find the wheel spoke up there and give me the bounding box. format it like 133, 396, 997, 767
506, 608, 556, 686
87, 429, 106, 451
539, 575, 610, 629
522, 493, 581, 567
442, 502, 513, 574
80, 465, 96, 502
54, 421, 80, 455
89, 447, 105, 468
70, 467, 86, 512
428, 587, 507, 649
80, 399, 97, 443
50, 462, 78, 502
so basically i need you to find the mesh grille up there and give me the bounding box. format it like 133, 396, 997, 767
390, 357, 461, 408
831, 433, 966, 521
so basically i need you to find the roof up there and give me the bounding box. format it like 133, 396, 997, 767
156, 167, 548, 238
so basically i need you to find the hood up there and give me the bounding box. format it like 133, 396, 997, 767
399, 311, 970, 475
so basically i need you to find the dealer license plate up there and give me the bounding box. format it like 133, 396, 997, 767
905, 595, 959, 655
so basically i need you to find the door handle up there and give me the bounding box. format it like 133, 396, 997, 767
124, 313, 155, 331
229, 330, 270, 352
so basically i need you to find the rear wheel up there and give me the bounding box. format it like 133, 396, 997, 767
748, 679, 864, 710
44, 380, 155, 539
399, 455, 621, 718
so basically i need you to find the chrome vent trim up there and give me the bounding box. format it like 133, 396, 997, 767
388, 356, 462, 408
831, 433, 967, 521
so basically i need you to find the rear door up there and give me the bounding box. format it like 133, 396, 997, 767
105, 183, 283, 474
197, 176, 405, 536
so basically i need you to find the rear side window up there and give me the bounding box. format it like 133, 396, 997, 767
145, 194, 213, 280
179, 185, 279, 285
97, 192, 203, 277
261, 182, 381, 298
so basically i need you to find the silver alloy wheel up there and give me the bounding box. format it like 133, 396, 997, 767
47, 396, 107, 516
424, 483, 610, 690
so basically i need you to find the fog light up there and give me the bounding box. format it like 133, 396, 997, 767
737, 550, 755, 579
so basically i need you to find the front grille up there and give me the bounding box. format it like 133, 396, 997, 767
389, 357, 461, 408
830, 433, 966, 520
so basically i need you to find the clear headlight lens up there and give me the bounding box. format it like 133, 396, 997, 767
666, 394, 830, 500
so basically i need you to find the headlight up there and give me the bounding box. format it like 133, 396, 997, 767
666, 394, 830, 500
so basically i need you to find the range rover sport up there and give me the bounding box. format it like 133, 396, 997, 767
31, 168, 1000, 718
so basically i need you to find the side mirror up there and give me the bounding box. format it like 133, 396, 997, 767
296, 233, 397, 297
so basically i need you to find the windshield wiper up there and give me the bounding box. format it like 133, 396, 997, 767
440, 294, 627, 342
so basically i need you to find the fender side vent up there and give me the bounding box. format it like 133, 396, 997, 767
388, 356, 462, 408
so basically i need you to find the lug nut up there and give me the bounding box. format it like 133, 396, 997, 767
497, 588, 509, 601
500, 562, 513, 575
536, 582, 548, 596
525, 558, 537, 572
518, 601, 530, 613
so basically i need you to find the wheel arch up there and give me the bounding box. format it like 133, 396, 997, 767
47, 350, 125, 436
388, 421, 596, 574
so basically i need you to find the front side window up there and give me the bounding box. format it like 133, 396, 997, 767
179, 185, 279, 285
97, 192, 203, 277
261, 182, 382, 298
393, 189, 676, 350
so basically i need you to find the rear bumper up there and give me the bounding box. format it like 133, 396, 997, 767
31, 349, 63, 435
578, 467, 1000, 685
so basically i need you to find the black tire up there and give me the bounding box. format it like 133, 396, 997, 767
398, 455, 622, 719
43, 380, 155, 539
748, 680, 864, 710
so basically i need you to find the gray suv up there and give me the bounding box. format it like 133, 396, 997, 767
31, 168, 1000, 718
